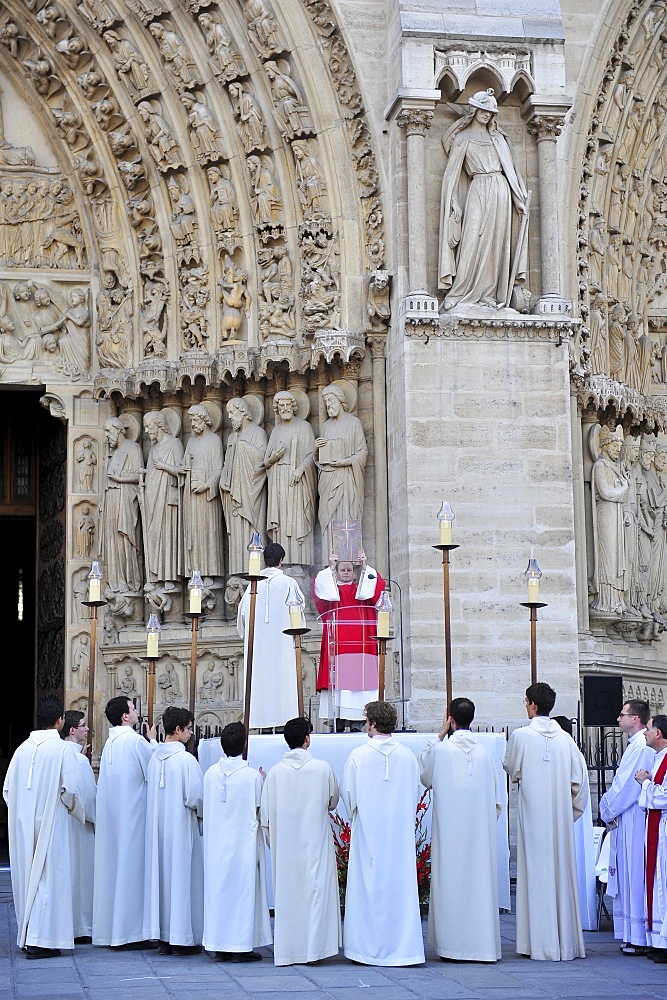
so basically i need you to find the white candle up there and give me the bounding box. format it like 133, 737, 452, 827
147, 632, 159, 658
88, 578, 100, 603
248, 551, 261, 576
527, 578, 540, 603
377, 610, 390, 638
189, 587, 201, 614
289, 605, 302, 629
439, 520, 452, 545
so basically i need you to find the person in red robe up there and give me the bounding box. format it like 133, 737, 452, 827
313, 554, 384, 732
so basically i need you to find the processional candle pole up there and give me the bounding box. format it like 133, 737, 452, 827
284, 587, 308, 717
432, 502, 458, 710
185, 569, 204, 754
83, 561, 106, 762
520, 557, 546, 686
242, 532, 264, 760
144, 614, 161, 729
374, 586, 393, 700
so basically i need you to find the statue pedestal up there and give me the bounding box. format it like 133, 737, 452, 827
399, 292, 439, 331
534, 294, 572, 316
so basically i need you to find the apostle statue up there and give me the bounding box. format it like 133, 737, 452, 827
100, 415, 143, 594
438, 88, 529, 311
315, 383, 367, 559
589, 425, 629, 616
181, 403, 224, 578
142, 409, 184, 586
620, 434, 642, 617
264, 390, 316, 565
220, 396, 268, 575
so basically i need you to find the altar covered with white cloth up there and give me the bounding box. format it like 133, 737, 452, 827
198, 730, 511, 911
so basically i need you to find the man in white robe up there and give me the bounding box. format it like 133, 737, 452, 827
504, 682, 588, 961
341, 700, 425, 966
144, 707, 204, 954
3, 698, 85, 958
238, 542, 304, 729
61, 710, 97, 943
203, 721, 271, 960
599, 698, 654, 953
636, 714, 667, 963
93, 695, 157, 948
419, 697, 502, 962
261, 717, 341, 965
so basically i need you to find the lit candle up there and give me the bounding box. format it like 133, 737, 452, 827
377, 610, 390, 638
527, 577, 540, 602
289, 604, 302, 629
188, 569, 203, 614
437, 501, 455, 546
524, 557, 542, 604
147, 631, 159, 658
247, 530, 264, 576
87, 561, 102, 603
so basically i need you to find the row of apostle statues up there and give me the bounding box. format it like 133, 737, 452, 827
99, 384, 367, 600
589, 424, 667, 633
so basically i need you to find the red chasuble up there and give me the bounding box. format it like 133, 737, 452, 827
313, 574, 385, 692
646, 750, 667, 930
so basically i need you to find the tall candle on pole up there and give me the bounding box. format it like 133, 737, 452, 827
374, 586, 393, 699
84, 561, 105, 762
433, 501, 458, 711
284, 586, 308, 717
186, 569, 203, 753
242, 532, 263, 759
146, 614, 161, 728
521, 557, 546, 686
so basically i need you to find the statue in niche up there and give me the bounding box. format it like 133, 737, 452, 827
609, 163, 631, 232
100, 416, 143, 594
636, 436, 656, 620
125, 0, 166, 21
72, 633, 90, 685
241, 0, 282, 57
589, 425, 628, 616
58, 288, 91, 378
141, 277, 168, 358
367, 270, 391, 333
104, 31, 152, 98
264, 60, 312, 137
223, 655, 240, 702
180, 92, 225, 164
260, 292, 295, 341
158, 661, 181, 704
96, 283, 132, 368
75, 504, 96, 559
608, 303, 629, 383
207, 164, 239, 235
247, 155, 282, 227
76, 438, 97, 492
621, 437, 641, 618
168, 175, 197, 247
55, 35, 87, 71
264, 390, 316, 565
589, 291, 608, 375
633, 316, 653, 396
149, 22, 198, 89
181, 403, 224, 578
588, 216, 606, 289
136, 101, 182, 170
23, 54, 56, 97
649, 442, 667, 624
218, 256, 251, 342
438, 89, 529, 311
180, 268, 209, 351
220, 397, 268, 575
315, 383, 368, 558
198, 12, 246, 83
198, 659, 223, 704
79, 0, 118, 30
228, 83, 268, 154
292, 140, 329, 219
142, 410, 184, 586
118, 663, 140, 699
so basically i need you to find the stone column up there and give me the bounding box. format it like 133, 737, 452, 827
396, 108, 433, 293
526, 109, 570, 316
570, 388, 589, 630
368, 336, 389, 578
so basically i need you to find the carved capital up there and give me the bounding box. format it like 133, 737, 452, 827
396, 109, 433, 136
340, 357, 362, 380
527, 114, 566, 141
367, 335, 387, 360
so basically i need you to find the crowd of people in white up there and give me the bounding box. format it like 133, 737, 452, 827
3, 685, 667, 967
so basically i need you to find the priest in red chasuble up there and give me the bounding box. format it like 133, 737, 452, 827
313, 552, 384, 731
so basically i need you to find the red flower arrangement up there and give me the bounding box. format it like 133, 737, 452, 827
329, 788, 432, 906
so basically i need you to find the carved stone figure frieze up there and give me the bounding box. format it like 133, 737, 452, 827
157, 661, 181, 704
228, 83, 268, 154
100, 415, 143, 594
240, 0, 284, 58
198, 658, 223, 704
180, 92, 225, 165
136, 100, 183, 170
168, 174, 199, 263
76, 437, 97, 492
292, 140, 329, 220
264, 390, 316, 564
72, 633, 90, 686
181, 403, 224, 578
590, 425, 629, 616
124, 0, 166, 22
207, 164, 240, 243
220, 396, 268, 575
198, 12, 246, 83
0, 177, 86, 270
180, 267, 209, 351
315, 382, 367, 557
74, 502, 96, 558
264, 60, 313, 138
218, 255, 251, 342
104, 31, 154, 99
149, 22, 199, 90
118, 662, 140, 698
299, 229, 339, 333
439, 89, 529, 311
142, 409, 184, 585
247, 154, 283, 230
0, 281, 90, 377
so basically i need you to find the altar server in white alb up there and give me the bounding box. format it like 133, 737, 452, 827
203, 721, 271, 961
61, 710, 97, 943
419, 697, 502, 962
504, 682, 589, 961
599, 698, 654, 954
3, 698, 85, 959
237, 542, 303, 729
341, 700, 425, 967
261, 717, 341, 965
144, 707, 204, 955
635, 714, 667, 963
93, 695, 157, 948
